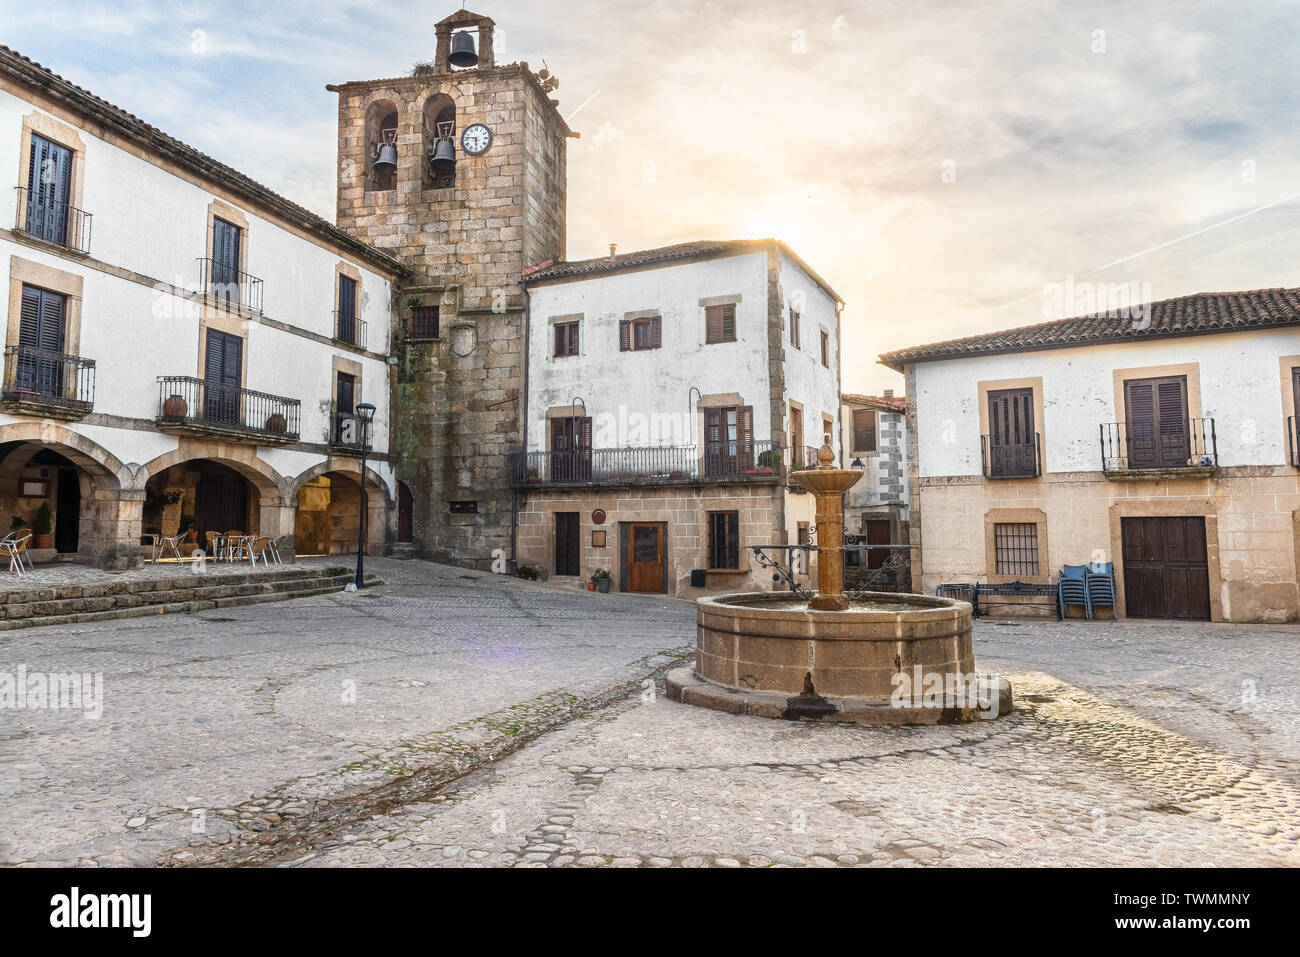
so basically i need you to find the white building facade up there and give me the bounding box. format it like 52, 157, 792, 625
0, 45, 405, 567
513, 240, 843, 597
882, 289, 1300, 623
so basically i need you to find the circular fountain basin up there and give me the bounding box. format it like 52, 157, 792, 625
665, 591, 1012, 725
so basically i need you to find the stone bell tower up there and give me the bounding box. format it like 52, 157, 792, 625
329, 8, 573, 567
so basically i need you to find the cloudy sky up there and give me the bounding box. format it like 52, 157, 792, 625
4, 0, 1299, 392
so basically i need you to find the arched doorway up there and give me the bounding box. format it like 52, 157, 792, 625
0, 427, 128, 564
144, 459, 262, 549
292, 467, 391, 557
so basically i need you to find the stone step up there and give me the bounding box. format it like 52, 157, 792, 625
0, 567, 383, 631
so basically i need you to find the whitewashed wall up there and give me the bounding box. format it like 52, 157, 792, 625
525, 253, 772, 450
779, 252, 841, 463
0, 87, 396, 487
912, 328, 1299, 477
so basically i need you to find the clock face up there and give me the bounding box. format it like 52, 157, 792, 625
461, 124, 492, 156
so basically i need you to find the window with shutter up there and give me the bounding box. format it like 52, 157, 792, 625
26, 134, 73, 245
204, 329, 242, 425
338, 275, 358, 344
820, 330, 830, 367
852, 409, 877, 453
986, 388, 1036, 477
211, 218, 242, 305
790, 405, 804, 467
16, 284, 67, 397
705, 304, 736, 344
703, 405, 753, 475
789, 309, 800, 349
553, 320, 580, 357
624, 316, 663, 351
550, 416, 592, 479
1124, 376, 1188, 468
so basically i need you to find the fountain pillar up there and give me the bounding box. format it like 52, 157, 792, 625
792, 444, 860, 611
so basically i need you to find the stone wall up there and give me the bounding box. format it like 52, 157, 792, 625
332, 63, 569, 569
515, 482, 787, 597
915, 467, 1299, 623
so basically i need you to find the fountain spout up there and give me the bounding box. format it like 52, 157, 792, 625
790, 444, 862, 611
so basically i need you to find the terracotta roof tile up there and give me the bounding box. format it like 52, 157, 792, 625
880, 287, 1300, 369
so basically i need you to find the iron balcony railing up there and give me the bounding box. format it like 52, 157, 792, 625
2, 345, 95, 413
334, 310, 368, 349
197, 258, 264, 313
1289, 416, 1299, 468
1100, 418, 1217, 470
790, 445, 824, 470
510, 440, 782, 486
156, 376, 299, 441
330, 411, 371, 455
981, 432, 1042, 479
16, 186, 93, 254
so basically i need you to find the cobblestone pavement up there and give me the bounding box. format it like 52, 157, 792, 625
282, 618, 1300, 868
0, 558, 694, 866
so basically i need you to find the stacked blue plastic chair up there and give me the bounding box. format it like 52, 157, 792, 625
1058, 564, 1090, 619
1085, 561, 1117, 617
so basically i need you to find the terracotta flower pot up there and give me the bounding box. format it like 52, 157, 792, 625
163, 394, 188, 418
587, 582, 596, 591
33, 533, 53, 549
265, 412, 288, 434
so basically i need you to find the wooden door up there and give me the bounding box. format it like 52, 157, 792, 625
1121, 517, 1210, 620
397, 481, 413, 544
703, 406, 753, 475
626, 523, 665, 593
987, 388, 1035, 477
555, 512, 580, 577
204, 329, 242, 425
865, 519, 891, 570
196, 471, 249, 540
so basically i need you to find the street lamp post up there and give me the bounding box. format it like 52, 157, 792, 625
354, 402, 376, 589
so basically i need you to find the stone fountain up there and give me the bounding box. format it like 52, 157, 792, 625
666, 445, 1011, 724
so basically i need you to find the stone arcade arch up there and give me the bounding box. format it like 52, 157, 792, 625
0, 422, 135, 568
290, 460, 393, 557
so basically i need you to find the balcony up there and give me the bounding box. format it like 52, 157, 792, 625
509, 440, 782, 488
330, 411, 370, 456
15, 187, 92, 255
334, 311, 368, 350
1289, 416, 1299, 468
197, 258, 264, 314
981, 433, 1042, 479
156, 376, 299, 444
1100, 418, 1217, 477
1, 345, 95, 420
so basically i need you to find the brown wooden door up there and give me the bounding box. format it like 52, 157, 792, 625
1121, 516, 1210, 620
555, 512, 580, 577
865, 519, 891, 570
626, 523, 665, 593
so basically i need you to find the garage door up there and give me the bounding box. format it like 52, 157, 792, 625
1120, 517, 1211, 620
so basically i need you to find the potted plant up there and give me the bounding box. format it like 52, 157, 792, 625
9, 514, 24, 533
31, 502, 53, 549
757, 449, 782, 472
178, 513, 197, 544
591, 569, 611, 593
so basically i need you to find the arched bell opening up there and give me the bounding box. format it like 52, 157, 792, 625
365, 99, 400, 192
422, 93, 456, 190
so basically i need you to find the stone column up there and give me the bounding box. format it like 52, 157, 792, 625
84, 488, 144, 570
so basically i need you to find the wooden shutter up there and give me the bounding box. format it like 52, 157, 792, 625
337, 372, 355, 414
19, 284, 41, 347
852, 409, 877, 452
987, 388, 1034, 477
568, 322, 580, 356
650, 316, 662, 349
554, 323, 565, 357
205, 329, 241, 385
706, 304, 736, 344
619, 320, 631, 352
1125, 377, 1187, 467
738, 405, 754, 469
339, 275, 357, 322
1155, 378, 1189, 466
38, 290, 64, 352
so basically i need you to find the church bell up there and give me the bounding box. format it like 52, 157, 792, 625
448, 30, 478, 68
430, 137, 456, 173
373, 143, 398, 175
